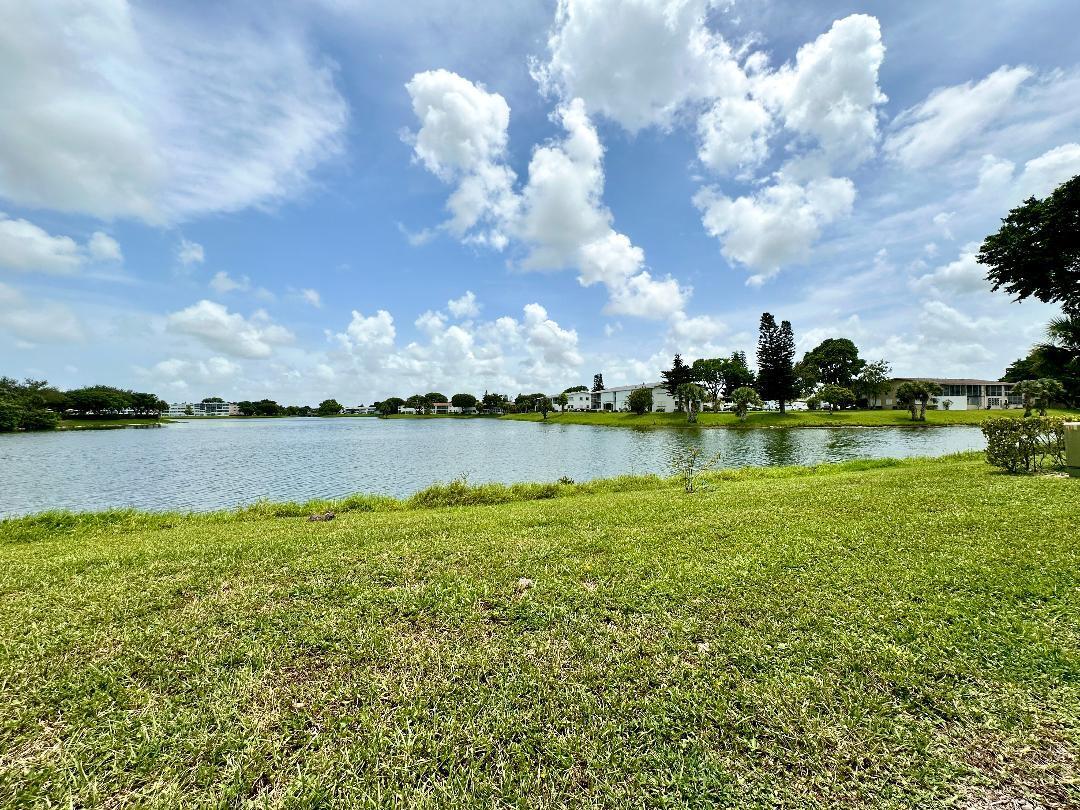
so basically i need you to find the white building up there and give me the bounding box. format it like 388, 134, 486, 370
164, 401, 239, 417
877, 378, 1020, 410
342, 405, 377, 415
557, 382, 685, 413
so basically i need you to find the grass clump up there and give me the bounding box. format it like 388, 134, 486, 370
1, 454, 1078, 807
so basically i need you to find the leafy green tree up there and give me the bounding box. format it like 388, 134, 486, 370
65, 385, 131, 416
253, 399, 281, 416
627, 386, 653, 414
592, 374, 605, 392
425, 392, 447, 404
731, 386, 763, 420
481, 392, 505, 412
818, 384, 855, 412
895, 380, 943, 421
536, 396, 553, 420
554, 392, 568, 413
720, 351, 755, 397
676, 383, 706, 423
451, 393, 477, 409
377, 397, 405, 415
852, 360, 892, 407
184, 405, 195, 416
661, 354, 694, 406
202, 397, 224, 403
405, 394, 428, 413
318, 398, 343, 416
236, 401, 256, 416
756, 314, 798, 414
978, 174, 1080, 313
797, 338, 866, 389
690, 358, 724, 405
563, 385, 588, 393
1013, 378, 1065, 417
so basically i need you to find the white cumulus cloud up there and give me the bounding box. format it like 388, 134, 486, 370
0, 214, 122, 274
166, 300, 293, 358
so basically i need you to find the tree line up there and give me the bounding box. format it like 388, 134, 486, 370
0, 379, 168, 433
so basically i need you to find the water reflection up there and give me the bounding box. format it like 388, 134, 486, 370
0, 418, 985, 517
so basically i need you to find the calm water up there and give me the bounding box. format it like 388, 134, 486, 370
0, 418, 985, 517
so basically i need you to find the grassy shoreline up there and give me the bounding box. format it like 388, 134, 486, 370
55, 417, 173, 431
2, 453, 1079, 807
501, 407, 1080, 429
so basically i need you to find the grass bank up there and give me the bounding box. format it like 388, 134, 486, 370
2, 454, 1078, 807
56, 417, 172, 431
503, 407, 1080, 429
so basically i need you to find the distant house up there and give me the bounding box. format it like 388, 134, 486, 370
342, 405, 377, 415
556, 382, 686, 413
164, 401, 239, 417
876, 378, 1020, 410
431, 401, 467, 414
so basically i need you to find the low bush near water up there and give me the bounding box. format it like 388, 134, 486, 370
982, 416, 1065, 472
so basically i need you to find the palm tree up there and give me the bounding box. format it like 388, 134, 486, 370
676, 383, 706, 423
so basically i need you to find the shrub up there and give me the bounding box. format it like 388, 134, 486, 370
982, 416, 1066, 472
627, 386, 653, 414
730, 386, 763, 419
19, 409, 60, 431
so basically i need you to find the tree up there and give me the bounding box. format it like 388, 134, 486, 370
0, 377, 66, 432
65, 385, 131, 417
795, 338, 866, 393
852, 360, 892, 408
978, 174, 1080, 314
676, 383, 706, 423
627, 386, 653, 414
536, 396, 553, 420
405, 394, 429, 413
818, 384, 855, 412
481, 392, 506, 412
730, 386, 763, 420
690, 358, 724, 405
1013, 378, 1065, 417
660, 354, 694, 405
592, 374, 605, 392
554, 392, 568, 413
253, 399, 281, 416
425, 392, 447, 404
895, 381, 942, 421
318, 398, 342, 416
451, 393, 477, 410
563, 385, 588, 393
720, 351, 756, 397
377, 397, 405, 415
184, 405, 194, 416
756, 314, 798, 414
202, 397, 224, 403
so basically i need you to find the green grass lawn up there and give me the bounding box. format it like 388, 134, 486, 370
503, 407, 1080, 429
56, 417, 172, 430
2, 454, 1078, 808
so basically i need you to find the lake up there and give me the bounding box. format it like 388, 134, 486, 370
0, 417, 986, 517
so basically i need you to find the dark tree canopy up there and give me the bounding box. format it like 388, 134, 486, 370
563, 385, 588, 393
978, 174, 1080, 314
660, 354, 694, 398
756, 314, 799, 413
592, 374, 605, 392
317, 398, 342, 416
451, 393, 477, 408
797, 338, 866, 389
627, 386, 653, 414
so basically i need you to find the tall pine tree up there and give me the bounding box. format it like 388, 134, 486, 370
661, 354, 695, 399
756, 313, 799, 414
592, 373, 605, 392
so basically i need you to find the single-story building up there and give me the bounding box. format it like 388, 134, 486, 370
876, 378, 1019, 410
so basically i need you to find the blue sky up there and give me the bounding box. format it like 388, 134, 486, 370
2, 0, 1078, 404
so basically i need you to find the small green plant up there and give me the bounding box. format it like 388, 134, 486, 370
668, 446, 722, 492
982, 416, 1066, 472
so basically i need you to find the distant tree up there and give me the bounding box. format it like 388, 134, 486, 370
805, 394, 822, 411
253, 399, 281, 416
797, 338, 866, 389
405, 394, 428, 413
676, 383, 706, 423
661, 354, 694, 405
425, 392, 447, 404
818, 384, 855, 412
555, 392, 568, 413
563, 385, 588, 393
895, 381, 942, 421
627, 386, 653, 415
756, 314, 798, 414
184, 405, 194, 416
690, 358, 723, 405
378, 397, 405, 415
237, 400, 256, 416
451, 393, 477, 409
201, 397, 224, 403
65, 385, 131, 417
481, 392, 506, 412
720, 351, 756, 397
536, 396, 553, 420
318, 398, 343, 416
731, 386, 763, 420
1013, 378, 1065, 417
978, 174, 1080, 314
0, 377, 64, 432
852, 359, 892, 408
592, 374, 605, 392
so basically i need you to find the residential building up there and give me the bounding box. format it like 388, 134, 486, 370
563, 382, 684, 412
558, 391, 592, 411
877, 378, 1019, 410
342, 405, 377, 415
164, 401, 239, 417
